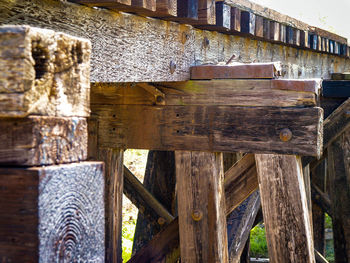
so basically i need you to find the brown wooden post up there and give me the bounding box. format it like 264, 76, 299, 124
255, 154, 315, 263
97, 148, 124, 263
176, 151, 228, 263
327, 129, 350, 262
311, 160, 326, 256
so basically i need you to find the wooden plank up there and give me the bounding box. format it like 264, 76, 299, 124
97, 148, 124, 263
322, 80, 350, 97
175, 151, 228, 263
327, 130, 350, 262
300, 30, 309, 48
263, 18, 270, 39
227, 191, 261, 262
3, 0, 350, 83
177, 0, 198, 20
192, 0, 216, 25
0, 25, 91, 117
279, 24, 287, 43
123, 166, 174, 224
230, 7, 241, 32
331, 72, 350, 80
197, 1, 230, 32
0, 116, 87, 166
91, 80, 319, 107
311, 160, 326, 256
94, 105, 323, 156
156, 0, 177, 16
241, 11, 255, 35
224, 154, 258, 215
286, 26, 294, 45
255, 15, 264, 38
71, 0, 131, 7
269, 21, 280, 42
132, 151, 177, 253
0, 162, 105, 262
255, 154, 315, 263
310, 34, 318, 50
190, 63, 280, 79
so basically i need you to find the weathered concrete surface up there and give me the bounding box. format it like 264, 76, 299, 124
0, 0, 349, 82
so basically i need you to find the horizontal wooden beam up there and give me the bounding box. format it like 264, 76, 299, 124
93, 104, 323, 156
91, 79, 320, 107
2, 0, 350, 82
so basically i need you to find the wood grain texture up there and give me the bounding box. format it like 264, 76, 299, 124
254, 15, 263, 38
93, 105, 323, 156
255, 154, 315, 263
230, 7, 241, 32
176, 151, 228, 263
91, 79, 319, 108
196, 0, 216, 25
227, 191, 260, 262
0, 116, 87, 166
156, 0, 177, 16
2, 0, 349, 82
0, 25, 91, 117
132, 150, 177, 256
327, 130, 350, 262
0, 162, 105, 262
97, 148, 124, 263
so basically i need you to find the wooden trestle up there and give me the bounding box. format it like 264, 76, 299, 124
1, 0, 350, 262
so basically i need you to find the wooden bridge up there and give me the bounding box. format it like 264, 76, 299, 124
0, 0, 349, 262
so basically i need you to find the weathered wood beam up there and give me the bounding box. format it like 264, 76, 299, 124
327, 129, 350, 262
91, 79, 319, 107
230, 7, 241, 32
132, 150, 177, 253
2, 0, 350, 82
0, 25, 91, 117
0, 162, 105, 262
331, 72, 350, 80
311, 184, 331, 216
227, 191, 261, 262
176, 151, 228, 263
255, 154, 315, 263
240, 11, 255, 35
197, 1, 230, 32
0, 117, 87, 166
123, 166, 174, 224
93, 104, 323, 156
96, 148, 124, 263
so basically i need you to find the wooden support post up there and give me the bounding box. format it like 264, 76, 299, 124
255, 154, 315, 263
227, 191, 261, 262
311, 160, 326, 256
176, 151, 228, 263
197, 0, 216, 25
97, 148, 124, 263
133, 151, 176, 253
0, 162, 105, 262
327, 129, 350, 262
255, 15, 264, 38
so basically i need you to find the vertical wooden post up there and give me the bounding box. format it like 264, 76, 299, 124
255, 154, 315, 263
327, 130, 350, 262
98, 148, 124, 263
311, 160, 326, 255
176, 151, 228, 263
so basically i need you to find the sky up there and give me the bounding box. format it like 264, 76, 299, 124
250, 0, 350, 42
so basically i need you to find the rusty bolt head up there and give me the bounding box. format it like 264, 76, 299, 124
203, 37, 210, 47
170, 61, 176, 74
156, 95, 164, 104
191, 209, 203, 221
280, 128, 293, 142
158, 217, 166, 225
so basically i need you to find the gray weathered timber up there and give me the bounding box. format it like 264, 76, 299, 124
327, 130, 350, 262
96, 148, 124, 263
93, 105, 323, 156
0, 25, 91, 117
176, 151, 228, 263
1, 0, 350, 82
0, 162, 105, 263
91, 79, 319, 108
0, 116, 87, 166
255, 154, 315, 263
227, 191, 261, 262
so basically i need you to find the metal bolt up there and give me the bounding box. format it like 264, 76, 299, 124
191, 209, 203, 221
170, 61, 176, 74
156, 95, 164, 104
158, 217, 166, 225
182, 32, 189, 44
280, 128, 293, 142
203, 37, 210, 47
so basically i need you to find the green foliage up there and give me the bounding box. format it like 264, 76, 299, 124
250, 223, 268, 258
325, 213, 332, 229
122, 217, 137, 262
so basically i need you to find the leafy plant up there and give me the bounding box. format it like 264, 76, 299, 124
250, 223, 268, 258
